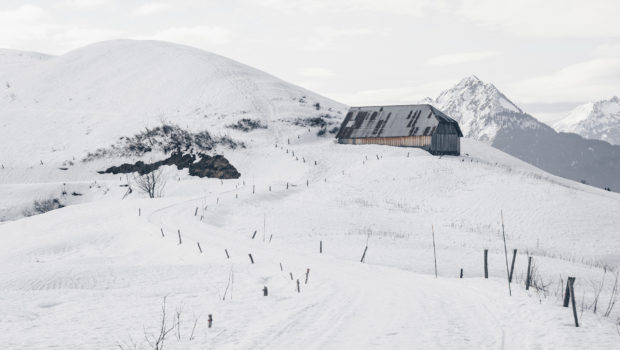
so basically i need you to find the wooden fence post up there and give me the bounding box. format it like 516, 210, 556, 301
360, 246, 368, 263
484, 249, 489, 279
460, 268, 463, 278
225, 249, 230, 259
509, 249, 517, 283
296, 279, 300, 293
139, 208, 141, 216
197, 242, 203, 253
251, 230, 257, 239
177, 229, 182, 245
563, 277, 571, 307
526, 256, 532, 290
160, 228, 165, 237
280, 263, 283, 271
248, 254, 254, 264
194, 207, 198, 216
263, 286, 268, 296
320, 240, 323, 254
253, 185, 255, 194
290, 272, 293, 280
568, 277, 579, 327
305, 269, 310, 284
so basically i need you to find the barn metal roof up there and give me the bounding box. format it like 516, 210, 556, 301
336, 104, 463, 139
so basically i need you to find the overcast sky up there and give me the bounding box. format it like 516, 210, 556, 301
1, 0, 619, 123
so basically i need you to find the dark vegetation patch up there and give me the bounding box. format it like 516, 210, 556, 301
227, 118, 267, 132
295, 116, 328, 128
100, 152, 240, 179
23, 198, 64, 217
292, 114, 341, 137
83, 123, 244, 161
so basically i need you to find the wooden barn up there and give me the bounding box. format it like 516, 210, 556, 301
336, 104, 463, 155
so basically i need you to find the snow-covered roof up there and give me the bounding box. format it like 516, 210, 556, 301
336, 104, 463, 139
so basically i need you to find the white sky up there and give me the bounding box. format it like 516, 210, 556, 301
1, 0, 619, 123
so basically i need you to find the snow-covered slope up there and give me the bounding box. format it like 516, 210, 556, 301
0, 48, 52, 71
426, 76, 620, 192
554, 96, 620, 145
0, 40, 346, 168
1, 137, 619, 349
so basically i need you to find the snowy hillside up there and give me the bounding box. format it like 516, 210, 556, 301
0, 40, 346, 168
554, 96, 620, 145
426, 76, 620, 192
0, 48, 52, 71
1, 136, 620, 349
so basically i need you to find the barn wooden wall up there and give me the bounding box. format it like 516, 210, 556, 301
339, 134, 460, 155
339, 136, 432, 148
430, 134, 460, 155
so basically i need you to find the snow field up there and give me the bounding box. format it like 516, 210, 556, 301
1, 135, 619, 348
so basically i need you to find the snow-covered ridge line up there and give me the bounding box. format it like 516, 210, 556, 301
426, 76, 620, 192
554, 96, 620, 145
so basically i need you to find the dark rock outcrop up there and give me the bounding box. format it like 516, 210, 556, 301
99, 152, 240, 179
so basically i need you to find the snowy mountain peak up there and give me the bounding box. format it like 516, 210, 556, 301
428, 76, 533, 142
554, 96, 620, 145
457, 74, 482, 85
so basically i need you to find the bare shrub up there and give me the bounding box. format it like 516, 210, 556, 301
118, 297, 202, 350
133, 168, 167, 198
604, 272, 619, 317
590, 274, 606, 314
83, 123, 244, 161
528, 261, 552, 299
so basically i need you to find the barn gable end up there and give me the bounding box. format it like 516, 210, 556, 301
336, 104, 462, 155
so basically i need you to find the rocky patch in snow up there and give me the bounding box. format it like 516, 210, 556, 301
100, 152, 240, 179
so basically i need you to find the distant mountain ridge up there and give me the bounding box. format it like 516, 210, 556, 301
554, 96, 620, 145
426, 76, 620, 191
